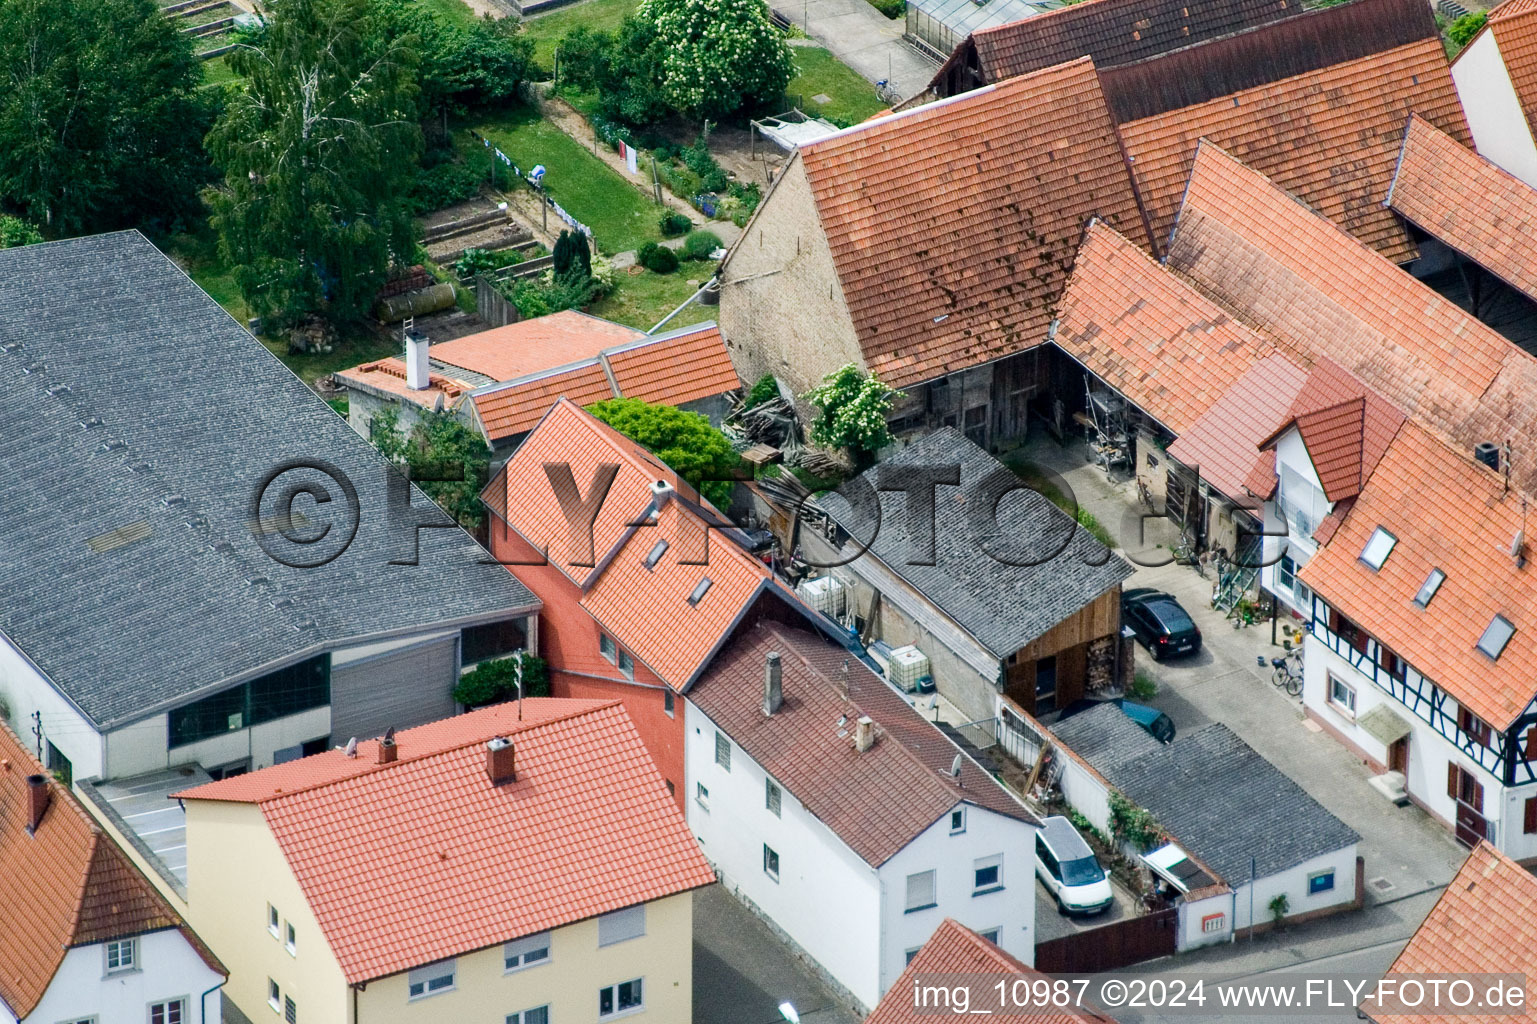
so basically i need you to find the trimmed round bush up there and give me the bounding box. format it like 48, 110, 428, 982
682, 229, 723, 261
659, 211, 692, 237
638, 242, 680, 274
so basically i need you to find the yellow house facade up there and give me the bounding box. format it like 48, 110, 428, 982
176, 699, 714, 1024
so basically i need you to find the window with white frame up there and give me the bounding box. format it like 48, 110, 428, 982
268, 979, 281, 1012
285, 922, 296, 956
696, 782, 709, 809
284, 996, 297, 1024
268, 904, 280, 939
504, 932, 551, 972
407, 959, 456, 999
765, 778, 781, 817
904, 947, 921, 964
905, 870, 937, 912
1278, 466, 1328, 538
60, 1018, 96, 1024
508, 1008, 550, 1024
599, 978, 644, 1018
763, 844, 780, 881
949, 807, 966, 834
973, 854, 1003, 894
600, 634, 617, 663
1327, 673, 1356, 716
1277, 553, 1312, 608
1359, 528, 1397, 570
1308, 870, 1336, 895
598, 905, 646, 946
104, 937, 136, 974
148, 999, 186, 1024
714, 731, 731, 771
979, 928, 1000, 944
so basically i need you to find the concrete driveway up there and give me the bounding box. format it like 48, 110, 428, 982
1034, 874, 1141, 943
693, 883, 862, 1024
1016, 436, 1467, 908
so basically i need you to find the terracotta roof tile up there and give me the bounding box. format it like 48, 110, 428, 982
1485, 0, 1537, 138
330, 359, 471, 409
943, 0, 1299, 90
1120, 39, 1470, 262
1167, 353, 1310, 501
1166, 143, 1520, 479
799, 58, 1149, 389
1054, 221, 1276, 435
472, 362, 616, 441
1387, 113, 1537, 305
690, 623, 1036, 867
867, 919, 1117, 1023
427, 310, 642, 381
1364, 843, 1537, 1024
178, 699, 714, 984
1298, 421, 1537, 728
604, 324, 740, 411
0, 722, 222, 1017
1256, 358, 1406, 502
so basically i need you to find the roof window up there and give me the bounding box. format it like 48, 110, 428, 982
1477, 615, 1515, 660
1359, 528, 1397, 571
1413, 569, 1445, 608
688, 578, 713, 606
644, 539, 669, 570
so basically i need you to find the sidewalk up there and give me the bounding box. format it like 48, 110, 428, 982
772, 0, 938, 99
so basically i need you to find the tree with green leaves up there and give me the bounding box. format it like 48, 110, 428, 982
0, 0, 213, 236
0, 216, 43, 249
555, 25, 614, 92
804, 364, 903, 465
636, 0, 794, 120
587, 397, 741, 507
369, 407, 492, 531
595, 16, 673, 127
205, 0, 422, 328
376, 0, 533, 114
552, 229, 591, 279
1447, 10, 1487, 48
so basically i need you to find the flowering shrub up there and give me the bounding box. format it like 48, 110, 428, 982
636, 0, 795, 119
804, 364, 903, 463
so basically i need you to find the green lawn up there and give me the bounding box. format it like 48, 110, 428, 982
257, 333, 401, 389
421, 0, 480, 26
588, 265, 711, 330
463, 107, 662, 253
520, 0, 638, 73
200, 56, 240, 89
786, 46, 885, 126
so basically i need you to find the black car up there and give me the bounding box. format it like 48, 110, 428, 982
1122, 588, 1202, 660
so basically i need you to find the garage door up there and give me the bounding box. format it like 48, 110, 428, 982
329, 633, 459, 744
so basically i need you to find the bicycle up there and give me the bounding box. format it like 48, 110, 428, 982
1271, 647, 1303, 697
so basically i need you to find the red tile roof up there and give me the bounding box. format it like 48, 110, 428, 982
1118, 38, 1470, 262
689, 622, 1036, 867
1054, 221, 1277, 436
1167, 353, 1309, 502
867, 919, 1117, 1024
177, 699, 714, 984
1298, 421, 1537, 728
472, 362, 616, 441
1482, 0, 1537, 139
1166, 143, 1528, 481
1363, 843, 1537, 1024
483, 398, 782, 690
797, 58, 1149, 390
429, 310, 643, 380
0, 722, 223, 1017
1255, 358, 1405, 503
331, 359, 471, 409
1387, 113, 1537, 305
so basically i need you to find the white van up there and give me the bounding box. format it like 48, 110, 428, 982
1034, 816, 1114, 915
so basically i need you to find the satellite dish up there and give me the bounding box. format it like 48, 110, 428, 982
950, 753, 963, 778
1512, 529, 1526, 559
344, 737, 358, 758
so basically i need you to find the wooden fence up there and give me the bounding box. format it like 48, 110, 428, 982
1035, 908, 1178, 974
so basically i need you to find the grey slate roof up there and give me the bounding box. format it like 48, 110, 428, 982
1052, 705, 1359, 883
817, 428, 1133, 658
0, 232, 539, 730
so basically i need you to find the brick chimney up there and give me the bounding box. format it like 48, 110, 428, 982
854, 716, 875, 753
377, 735, 398, 765
763, 651, 783, 716
25, 774, 50, 833
487, 737, 516, 785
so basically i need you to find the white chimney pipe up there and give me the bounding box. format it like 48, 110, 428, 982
854, 716, 874, 753
405, 331, 430, 390
763, 651, 783, 716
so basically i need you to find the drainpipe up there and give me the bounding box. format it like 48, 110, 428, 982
199, 980, 226, 1024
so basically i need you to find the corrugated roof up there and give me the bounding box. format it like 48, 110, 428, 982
798, 58, 1149, 389
1055, 221, 1277, 436
689, 622, 1036, 867
1364, 843, 1537, 1024
867, 919, 1118, 1023
0, 721, 223, 1017
0, 231, 538, 730
1119, 38, 1470, 262
1387, 113, 1537, 306
178, 699, 714, 984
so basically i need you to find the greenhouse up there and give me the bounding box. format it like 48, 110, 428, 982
905, 0, 1064, 61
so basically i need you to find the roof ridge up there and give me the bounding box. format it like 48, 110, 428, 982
245, 699, 625, 804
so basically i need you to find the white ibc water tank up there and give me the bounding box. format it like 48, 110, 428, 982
799, 576, 846, 617
887, 645, 932, 693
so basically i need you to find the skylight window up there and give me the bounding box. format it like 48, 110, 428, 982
644, 539, 669, 570
1359, 528, 1397, 571
1413, 569, 1446, 608
1478, 615, 1515, 660
688, 578, 713, 606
